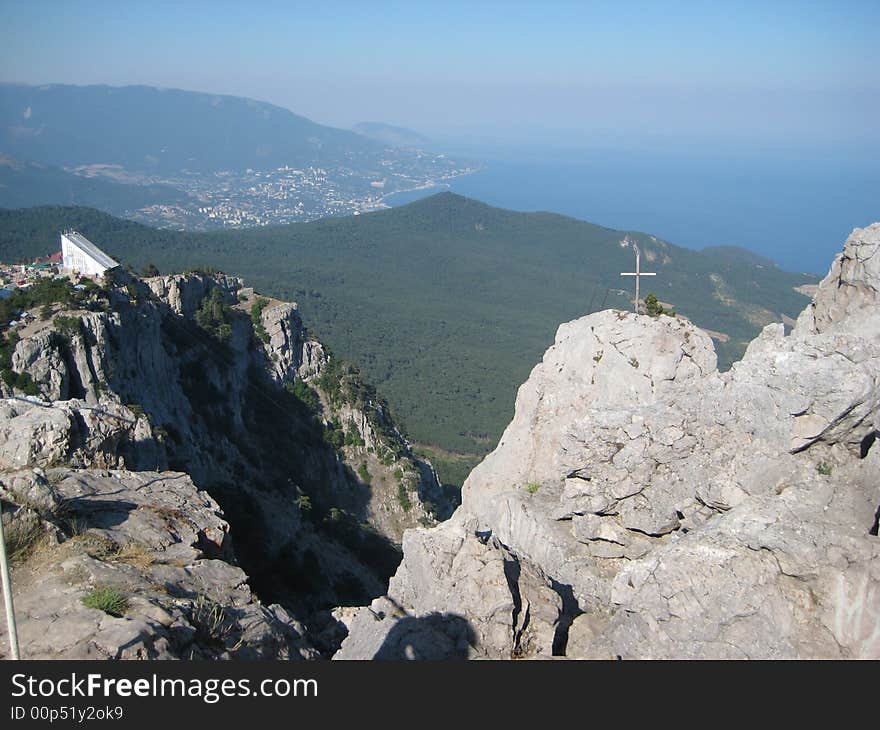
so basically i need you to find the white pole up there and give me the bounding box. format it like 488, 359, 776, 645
0, 511, 20, 659
634, 245, 640, 314
620, 239, 656, 315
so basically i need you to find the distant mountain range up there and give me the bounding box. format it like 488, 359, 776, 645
353, 122, 431, 149
700, 245, 780, 268
0, 83, 386, 173
0, 193, 820, 484
0, 83, 474, 227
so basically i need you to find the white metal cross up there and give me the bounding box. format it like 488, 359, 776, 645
620, 239, 656, 314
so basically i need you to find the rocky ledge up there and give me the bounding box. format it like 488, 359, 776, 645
0, 466, 316, 659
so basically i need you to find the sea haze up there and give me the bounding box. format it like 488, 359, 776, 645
388, 142, 880, 275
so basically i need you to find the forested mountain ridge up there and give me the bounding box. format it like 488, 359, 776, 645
0, 194, 819, 480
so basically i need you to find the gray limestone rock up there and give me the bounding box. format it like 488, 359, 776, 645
341, 223, 880, 659
0, 468, 317, 660
336, 522, 562, 659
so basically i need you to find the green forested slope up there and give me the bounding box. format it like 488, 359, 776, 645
0, 194, 819, 468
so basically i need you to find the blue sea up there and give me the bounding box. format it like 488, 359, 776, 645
387, 143, 880, 275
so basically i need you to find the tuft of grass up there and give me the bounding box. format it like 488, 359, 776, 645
82, 585, 129, 617
525, 481, 541, 495
189, 595, 240, 649
112, 542, 154, 571
4, 515, 46, 564
817, 462, 833, 476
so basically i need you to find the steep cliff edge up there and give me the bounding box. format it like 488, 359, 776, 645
0, 268, 446, 658
338, 223, 880, 659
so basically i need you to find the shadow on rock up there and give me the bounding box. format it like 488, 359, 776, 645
373, 613, 476, 660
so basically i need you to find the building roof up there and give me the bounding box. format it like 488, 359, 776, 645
63, 231, 119, 270
33, 251, 62, 265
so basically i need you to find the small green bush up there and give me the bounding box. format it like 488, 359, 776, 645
53, 315, 81, 339
324, 424, 345, 450
324, 425, 345, 449
285, 379, 320, 412
817, 462, 833, 476
397, 483, 412, 511
344, 422, 365, 448
14, 371, 38, 396
250, 297, 270, 343
82, 585, 129, 617
357, 463, 371, 484
194, 288, 233, 342
378, 447, 395, 466
644, 293, 675, 318
315, 357, 344, 405
525, 481, 541, 495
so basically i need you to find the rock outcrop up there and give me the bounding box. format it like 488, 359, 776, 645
0, 267, 446, 658
0, 467, 316, 659
338, 223, 880, 659
250, 291, 445, 540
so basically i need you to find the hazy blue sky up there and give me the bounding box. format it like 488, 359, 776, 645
1, 0, 878, 150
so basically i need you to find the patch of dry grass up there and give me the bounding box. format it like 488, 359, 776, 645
111, 542, 155, 571
4, 514, 48, 565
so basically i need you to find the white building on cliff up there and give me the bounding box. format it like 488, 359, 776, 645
60, 231, 119, 276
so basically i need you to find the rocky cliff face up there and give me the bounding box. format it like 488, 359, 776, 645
0, 268, 444, 658
338, 223, 880, 660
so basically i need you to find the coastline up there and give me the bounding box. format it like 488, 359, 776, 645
359, 166, 484, 212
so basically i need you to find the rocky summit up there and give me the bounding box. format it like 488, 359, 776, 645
337, 223, 880, 659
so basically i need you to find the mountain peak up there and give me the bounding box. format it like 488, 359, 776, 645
397, 190, 501, 217
339, 222, 880, 659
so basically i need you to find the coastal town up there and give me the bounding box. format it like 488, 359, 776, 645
90, 154, 478, 230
